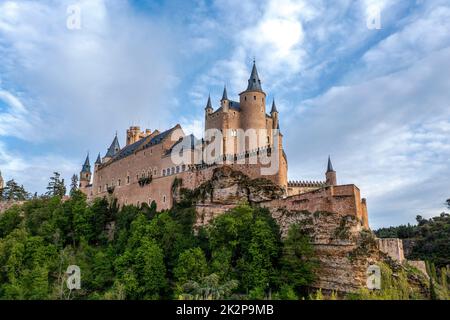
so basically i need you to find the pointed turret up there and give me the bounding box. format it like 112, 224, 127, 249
221, 85, 228, 101
325, 156, 337, 186
105, 134, 121, 159
271, 98, 278, 114
246, 60, 263, 92
81, 153, 91, 173
205, 94, 213, 115
95, 153, 102, 165
79, 153, 92, 193
327, 156, 334, 172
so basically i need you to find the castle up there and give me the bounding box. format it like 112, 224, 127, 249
78, 62, 369, 229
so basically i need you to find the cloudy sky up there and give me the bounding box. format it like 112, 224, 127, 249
0, 0, 449, 228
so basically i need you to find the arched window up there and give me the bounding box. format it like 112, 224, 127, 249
163, 169, 166, 176
176, 166, 180, 173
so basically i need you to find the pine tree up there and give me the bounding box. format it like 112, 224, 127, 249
70, 174, 79, 195
1, 180, 29, 201
46, 172, 66, 197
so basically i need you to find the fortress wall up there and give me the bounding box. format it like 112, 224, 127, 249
261, 185, 369, 235
377, 238, 405, 262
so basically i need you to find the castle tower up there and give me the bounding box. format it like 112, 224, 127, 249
205, 94, 213, 116
79, 153, 92, 191
221, 85, 229, 113
103, 134, 121, 162
270, 98, 279, 130
326, 156, 337, 186
95, 153, 102, 168
239, 61, 267, 150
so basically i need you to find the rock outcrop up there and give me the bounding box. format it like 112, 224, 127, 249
173, 166, 430, 295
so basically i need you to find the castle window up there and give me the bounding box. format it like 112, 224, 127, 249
153, 168, 157, 176
245, 96, 247, 101
163, 195, 166, 203
176, 166, 180, 173
118, 179, 121, 186
182, 164, 186, 172
99, 186, 102, 193
254, 96, 256, 100
127, 176, 130, 184
163, 169, 166, 176
171, 167, 175, 174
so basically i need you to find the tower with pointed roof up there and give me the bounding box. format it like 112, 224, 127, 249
205, 94, 213, 116
79, 153, 92, 193
104, 134, 121, 162
326, 156, 337, 186
221, 85, 229, 112
239, 60, 267, 143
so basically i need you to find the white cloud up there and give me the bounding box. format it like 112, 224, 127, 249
0, 0, 178, 147
0, 141, 78, 194
285, 47, 450, 228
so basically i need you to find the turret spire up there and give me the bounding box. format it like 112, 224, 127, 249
81, 153, 91, 173
271, 98, 278, 113
106, 134, 121, 158
221, 85, 228, 101
327, 155, 334, 172
246, 60, 263, 92
205, 94, 213, 110
95, 153, 101, 165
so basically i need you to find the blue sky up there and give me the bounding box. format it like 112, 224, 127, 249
0, 0, 449, 228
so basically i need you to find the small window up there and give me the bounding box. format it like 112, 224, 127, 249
118, 179, 121, 186
163, 169, 166, 176
163, 195, 166, 203
127, 176, 130, 184
245, 96, 247, 101
176, 166, 180, 173
254, 96, 256, 100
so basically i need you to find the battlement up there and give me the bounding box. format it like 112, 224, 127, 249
288, 180, 327, 188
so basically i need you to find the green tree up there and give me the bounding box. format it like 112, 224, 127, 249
174, 248, 208, 286
278, 224, 317, 292
70, 174, 79, 196
46, 172, 66, 197
1, 179, 29, 201
179, 273, 238, 300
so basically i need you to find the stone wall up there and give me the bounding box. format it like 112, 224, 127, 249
377, 238, 405, 263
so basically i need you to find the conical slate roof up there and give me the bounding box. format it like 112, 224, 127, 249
106, 134, 121, 158
205, 94, 213, 110
271, 99, 278, 113
246, 61, 263, 92
81, 154, 91, 173
95, 153, 101, 165
327, 156, 334, 172
221, 85, 228, 101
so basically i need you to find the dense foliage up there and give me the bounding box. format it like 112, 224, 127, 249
0, 192, 317, 300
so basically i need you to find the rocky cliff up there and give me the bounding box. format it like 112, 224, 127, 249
173, 166, 430, 296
